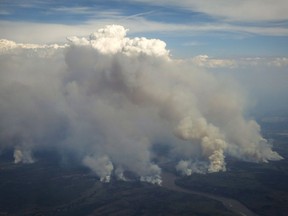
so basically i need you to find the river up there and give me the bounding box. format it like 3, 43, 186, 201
161, 171, 258, 216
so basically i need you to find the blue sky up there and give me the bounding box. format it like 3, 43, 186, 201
1, 0, 288, 58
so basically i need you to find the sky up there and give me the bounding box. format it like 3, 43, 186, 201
0, 0, 287, 182
1, 0, 288, 57
1, 0, 287, 114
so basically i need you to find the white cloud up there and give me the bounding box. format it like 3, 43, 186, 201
67, 24, 169, 58
268, 57, 288, 67
132, 0, 288, 22
190, 55, 237, 68
236, 57, 288, 68
189, 56, 288, 69
0, 10, 11, 15
182, 41, 205, 47
49, 6, 95, 15
1, 18, 288, 45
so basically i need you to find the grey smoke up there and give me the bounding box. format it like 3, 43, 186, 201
0, 25, 283, 184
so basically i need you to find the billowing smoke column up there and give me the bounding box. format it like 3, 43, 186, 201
0, 25, 283, 184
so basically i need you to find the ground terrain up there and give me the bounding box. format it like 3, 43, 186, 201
0, 116, 287, 216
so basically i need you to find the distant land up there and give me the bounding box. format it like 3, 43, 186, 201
0, 114, 287, 216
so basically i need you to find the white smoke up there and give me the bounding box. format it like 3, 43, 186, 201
140, 175, 162, 186
13, 148, 34, 164
114, 166, 127, 181
175, 117, 228, 172
0, 25, 283, 183
83, 155, 114, 183
176, 160, 208, 176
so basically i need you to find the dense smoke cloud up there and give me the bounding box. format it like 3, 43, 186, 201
0, 25, 283, 184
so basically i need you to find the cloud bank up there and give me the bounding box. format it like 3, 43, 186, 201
133, 0, 288, 22
0, 25, 282, 184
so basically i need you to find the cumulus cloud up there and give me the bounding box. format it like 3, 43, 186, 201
0, 25, 283, 184
67, 25, 169, 57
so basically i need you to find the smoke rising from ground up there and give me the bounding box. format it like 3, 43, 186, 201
0, 25, 283, 184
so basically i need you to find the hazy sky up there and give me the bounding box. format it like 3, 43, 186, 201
1, 0, 288, 57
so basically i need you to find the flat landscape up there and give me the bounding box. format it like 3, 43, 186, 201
0, 116, 287, 216
0, 158, 235, 216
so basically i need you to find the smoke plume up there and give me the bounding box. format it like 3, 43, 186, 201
0, 25, 282, 184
